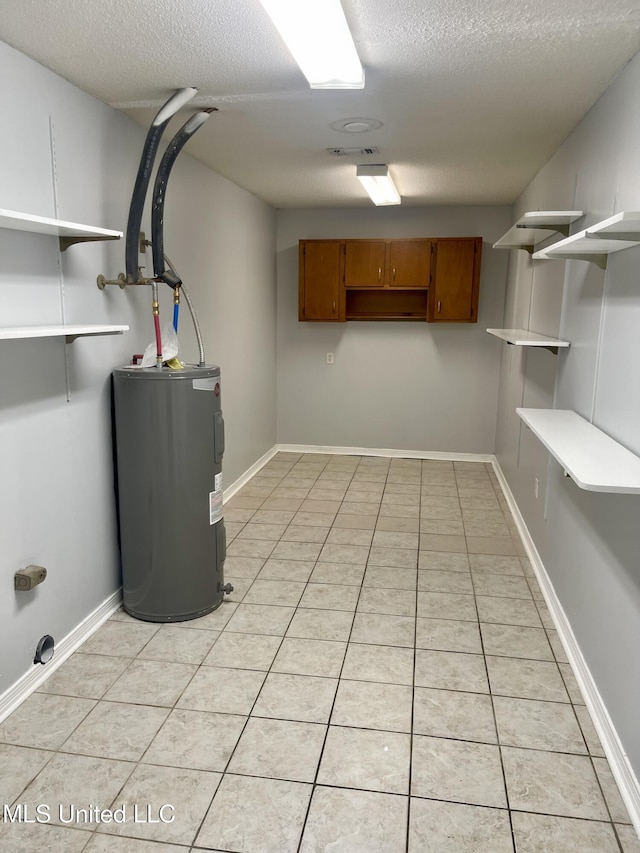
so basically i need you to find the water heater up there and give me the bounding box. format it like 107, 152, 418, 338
112, 365, 226, 621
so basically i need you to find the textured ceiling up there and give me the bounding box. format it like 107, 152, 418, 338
1, 0, 640, 208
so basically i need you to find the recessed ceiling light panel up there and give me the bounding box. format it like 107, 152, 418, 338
259, 0, 364, 89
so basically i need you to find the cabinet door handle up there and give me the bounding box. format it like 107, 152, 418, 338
378, 267, 382, 282
332, 300, 336, 313
392, 267, 396, 282
437, 300, 441, 313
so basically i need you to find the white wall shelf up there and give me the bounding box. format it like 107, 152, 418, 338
0, 324, 129, 342
493, 211, 584, 253
517, 408, 640, 494
0, 208, 122, 251
532, 211, 640, 269
487, 328, 570, 354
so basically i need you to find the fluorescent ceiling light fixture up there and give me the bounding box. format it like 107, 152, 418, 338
356, 164, 401, 206
259, 0, 364, 89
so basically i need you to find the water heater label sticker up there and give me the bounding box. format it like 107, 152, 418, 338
214, 473, 223, 491
209, 490, 223, 525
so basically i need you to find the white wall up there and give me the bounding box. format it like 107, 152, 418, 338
276, 207, 510, 454
495, 52, 640, 778
0, 40, 276, 697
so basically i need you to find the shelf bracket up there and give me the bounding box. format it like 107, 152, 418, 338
59, 234, 120, 252
515, 222, 572, 238
63, 329, 125, 343
506, 341, 559, 355
550, 253, 608, 270
514, 223, 572, 253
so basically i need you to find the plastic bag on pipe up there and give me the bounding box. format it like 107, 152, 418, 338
140, 322, 179, 368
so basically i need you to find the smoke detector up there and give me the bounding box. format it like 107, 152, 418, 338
330, 118, 384, 133
327, 147, 380, 157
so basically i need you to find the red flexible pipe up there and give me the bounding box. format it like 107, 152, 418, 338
153, 313, 162, 366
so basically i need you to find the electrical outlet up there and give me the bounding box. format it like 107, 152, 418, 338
534, 477, 539, 499
326, 352, 334, 364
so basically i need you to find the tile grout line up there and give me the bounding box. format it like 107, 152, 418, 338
467, 509, 517, 852
191, 452, 305, 850
294, 454, 381, 853
456, 464, 515, 848
404, 461, 425, 853
485, 466, 622, 849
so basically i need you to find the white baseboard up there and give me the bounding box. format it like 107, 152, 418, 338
492, 459, 640, 834
223, 445, 279, 502
223, 444, 494, 505
277, 443, 495, 463
0, 589, 122, 725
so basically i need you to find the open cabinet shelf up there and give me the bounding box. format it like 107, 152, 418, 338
345, 288, 429, 320
487, 328, 570, 353
493, 211, 584, 253
0, 324, 129, 341
517, 408, 640, 494
0, 208, 122, 250
532, 211, 640, 268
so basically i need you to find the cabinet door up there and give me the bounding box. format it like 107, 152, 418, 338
389, 240, 431, 287
429, 238, 481, 322
344, 241, 386, 287
299, 241, 343, 321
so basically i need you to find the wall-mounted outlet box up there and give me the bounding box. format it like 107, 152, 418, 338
15, 565, 47, 591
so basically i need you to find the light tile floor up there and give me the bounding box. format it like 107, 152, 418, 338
1, 453, 639, 852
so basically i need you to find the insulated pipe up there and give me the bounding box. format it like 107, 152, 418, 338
151, 109, 216, 285
124, 87, 198, 283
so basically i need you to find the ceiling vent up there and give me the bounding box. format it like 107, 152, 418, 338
327, 147, 380, 156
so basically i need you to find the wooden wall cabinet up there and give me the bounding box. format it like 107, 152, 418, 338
388, 240, 431, 288
299, 237, 481, 322
344, 241, 386, 288
298, 240, 344, 321
427, 237, 482, 323
344, 239, 431, 288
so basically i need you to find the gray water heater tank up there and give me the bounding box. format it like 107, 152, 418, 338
113, 365, 226, 622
